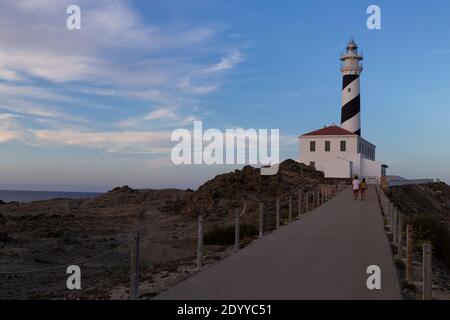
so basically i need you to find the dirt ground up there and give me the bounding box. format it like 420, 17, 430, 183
0, 161, 336, 300
0, 187, 225, 299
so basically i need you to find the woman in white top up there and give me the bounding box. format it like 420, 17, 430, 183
352, 176, 360, 200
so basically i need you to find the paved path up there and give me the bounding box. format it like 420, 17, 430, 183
156, 187, 401, 300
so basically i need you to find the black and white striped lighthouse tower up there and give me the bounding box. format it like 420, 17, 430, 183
340, 39, 363, 136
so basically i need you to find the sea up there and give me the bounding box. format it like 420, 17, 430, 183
0, 190, 102, 203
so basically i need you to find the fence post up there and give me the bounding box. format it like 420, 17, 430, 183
384, 199, 389, 225
130, 231, 141, 300
314, 190, 318, 209
306, 193, 309, 213
384, 197, 388, 216
298, 192, 302, 218
197, 212, 204, 269
398, 214, 404, 259
406, 224, 413, 283
316, 189, 320, 207
393, 208, 398, 245
422, 243, 433, 300
390, 202, 395, 229
386, 201, 391, 226
386, 200, 390, 223
288, 196, 292, 223
259, 203, 264, 238
235, 208, 240, 251
276, 197, 280, 229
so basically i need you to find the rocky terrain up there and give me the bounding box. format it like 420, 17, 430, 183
386, 182, 450, 300
179, 159, 333, 226
0, 159, 328, 299
388, 182, 450, 228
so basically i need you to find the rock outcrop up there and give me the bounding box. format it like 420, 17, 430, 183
179, 159, 326, 219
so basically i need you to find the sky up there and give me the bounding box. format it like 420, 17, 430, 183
0, 0, 449, 192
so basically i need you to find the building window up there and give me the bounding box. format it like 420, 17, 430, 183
310, 141, 316, 152
325, 141, 331, 152
310, 161, 315, 168
348, 88, 351, 93
340, 140, 346, 152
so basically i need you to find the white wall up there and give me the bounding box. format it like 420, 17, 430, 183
299, 136, 358, 164
299, 135, 381, 180
357, 136, 376, 161
321, 158, 352, 178
299, 135, 361, 179
360, 158, 382, 183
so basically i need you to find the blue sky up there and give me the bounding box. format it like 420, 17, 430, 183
0, 0, 449, 191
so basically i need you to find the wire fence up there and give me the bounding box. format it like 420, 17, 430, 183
197, 184, 347, 268
1, 182, 348, 300
376, 184, 433, 300
0, 237, 135, 275
0, 232, 141, 300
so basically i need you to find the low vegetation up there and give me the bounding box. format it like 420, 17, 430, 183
204, 223, 258, 246
411, 215, 450, 266
389, 182, 450, 268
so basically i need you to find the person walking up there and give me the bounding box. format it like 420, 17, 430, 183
352, 176, 360, 200
360, 178, 367, 200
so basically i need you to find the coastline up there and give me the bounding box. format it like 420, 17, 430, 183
0, 190, 103, 203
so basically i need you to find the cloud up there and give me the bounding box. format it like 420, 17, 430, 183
0, 112, 174, 154
0, 83, 75, 103
0, 113, 18, 121
202, 51, 243, 74
0, 99, 86, 122
119, 107, 177, 127
0, 113, 24, 143
178, 79, 219, 95
0, 0, 245, 155
118, 106, 201, 129
31, 129, 172, 154
0, 1, 218, 84
0, 130, 19, 143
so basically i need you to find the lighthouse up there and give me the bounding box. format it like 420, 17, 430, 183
340, 39, 363, 136
298, 39, 386, 183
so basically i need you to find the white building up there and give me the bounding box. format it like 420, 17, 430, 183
298, 40, 384, 183
299, 126, 382, 182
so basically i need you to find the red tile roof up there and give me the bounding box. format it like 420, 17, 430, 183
301, 125, 357, 137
